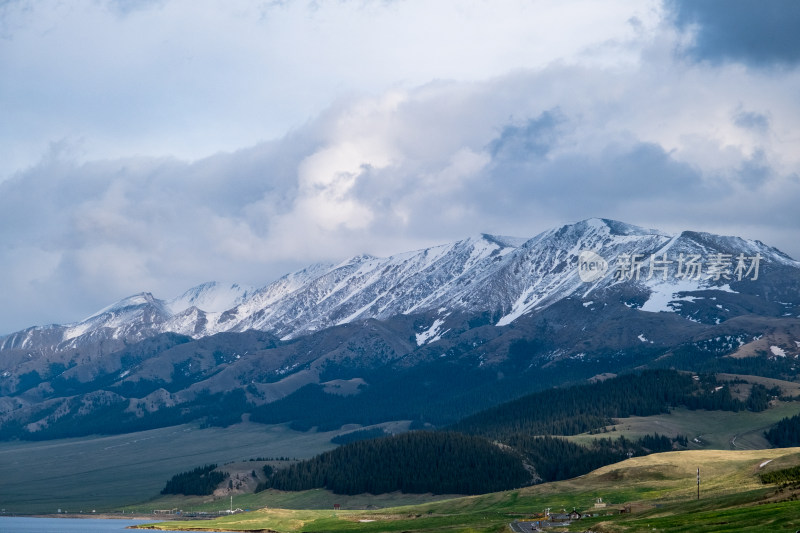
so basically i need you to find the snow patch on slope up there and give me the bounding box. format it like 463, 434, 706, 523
771, 346, 786, 357
416, 318, 449, 346
640, 280, 704, 313
640, 279, 741, 314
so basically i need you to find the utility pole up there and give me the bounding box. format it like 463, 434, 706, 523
697, 467, 700, 500
230, 494, 233, 513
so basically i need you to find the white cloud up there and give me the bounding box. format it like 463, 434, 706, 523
0, 0, 798, 334
0, 0, 660, 181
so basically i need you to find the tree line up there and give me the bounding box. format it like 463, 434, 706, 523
254, 429, 686, 495
506, 433, 683, 483
257, 431, 532, 495
765, 411, 800, 447
760, 464, 800, 485
451, 369, 769, 439
330, 427, 388, 445
161, 464, 228, 496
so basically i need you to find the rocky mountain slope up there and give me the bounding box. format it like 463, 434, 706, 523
1, 218, 799, 439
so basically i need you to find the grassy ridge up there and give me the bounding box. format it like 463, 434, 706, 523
138, 448, 800, 532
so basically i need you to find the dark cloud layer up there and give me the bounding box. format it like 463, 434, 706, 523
488, 110, 565, 160
733, 109, 770, 134
667, 0, 800, 67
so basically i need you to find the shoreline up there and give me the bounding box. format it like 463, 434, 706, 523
9, 513, 174, 521
2, 513, 256, 531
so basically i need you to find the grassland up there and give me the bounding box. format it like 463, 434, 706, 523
134, 487, 460, 515
0, 421, 341, 514
566, 401, 800, 450
4, 372, 800, 527
562, 373, 800, 452
716, 373, 800, 397
138, 448, 800, 532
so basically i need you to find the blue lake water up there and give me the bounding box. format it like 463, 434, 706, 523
0, 517, 150, 532
0, 516, 236, 532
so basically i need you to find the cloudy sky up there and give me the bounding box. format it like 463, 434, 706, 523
1, 0, 799, 334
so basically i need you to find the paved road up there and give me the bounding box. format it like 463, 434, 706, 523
509, 520, 544, 532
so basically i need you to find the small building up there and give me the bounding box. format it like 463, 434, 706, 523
594, 497, 607, 509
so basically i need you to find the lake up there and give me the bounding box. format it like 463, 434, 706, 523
0, 516, 237, 532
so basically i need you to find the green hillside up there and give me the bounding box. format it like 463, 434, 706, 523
137, 447, 800, 532
3, 371, 798, 518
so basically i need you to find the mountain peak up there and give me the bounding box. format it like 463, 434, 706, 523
82, 292, 160, 322
571, 218, 666, 237
168, 281, 252, 314
478, 233, 527, 249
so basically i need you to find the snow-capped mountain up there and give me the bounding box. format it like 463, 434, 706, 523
1, 218, 798, 356
485, 219, 798, 326
167, 282, 254, 314
3, 218, 800, 441
194, 233, 526, 339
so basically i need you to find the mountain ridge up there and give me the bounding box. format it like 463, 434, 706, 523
1, 218, 799, 440
2, 218, 796, 356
